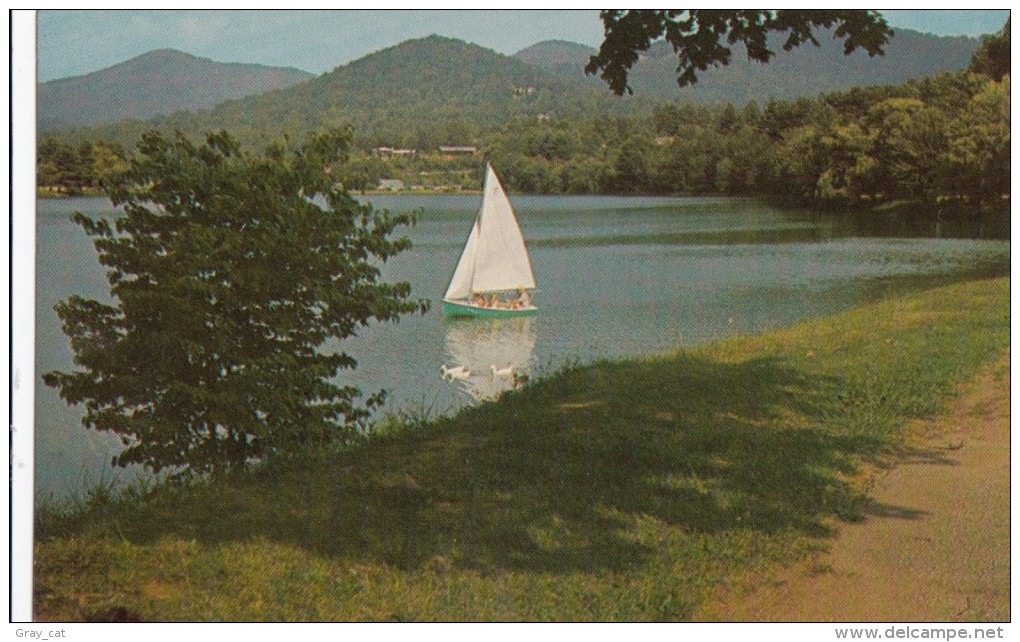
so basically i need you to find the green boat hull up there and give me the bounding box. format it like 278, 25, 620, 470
442, 299, 537, 318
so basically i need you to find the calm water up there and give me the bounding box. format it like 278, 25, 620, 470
35, 195, 1010, 498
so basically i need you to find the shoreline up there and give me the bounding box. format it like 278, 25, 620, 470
32, 277, 1010, 621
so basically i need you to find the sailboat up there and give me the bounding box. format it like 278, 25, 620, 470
442, 164, 537, 318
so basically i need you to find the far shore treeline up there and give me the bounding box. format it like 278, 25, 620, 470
38, 23, 1008, 212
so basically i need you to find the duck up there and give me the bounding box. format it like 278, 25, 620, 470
489, 364, 514, 378
440, 364, 471, 380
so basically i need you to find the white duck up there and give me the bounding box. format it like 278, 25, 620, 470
489, 364, 514, 378
440, 364, 471, 380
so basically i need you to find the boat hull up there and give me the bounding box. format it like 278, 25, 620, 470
442, 299, 537, 318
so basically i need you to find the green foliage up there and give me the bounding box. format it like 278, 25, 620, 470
46, 26, 981, 150
395, 70, 1006, 205
67, 36, 642, 155
744, 71, 1008, 207
968, 17, 1010, 81
43, 128, 427, 476
586, 10, 892, 95
341, 67, 1004, 205
37, 138, 129, 195
955, 77, 1011, 203
43, 58, 1007, 208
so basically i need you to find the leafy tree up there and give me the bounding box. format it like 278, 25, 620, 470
814, 123, 877, 204
769, 124, 825, 203
865, 97, 947, 204
968, 17, 1010, 81
660, 134, 705, 193
586, 9, 893, 95
721, 120, 771, 194
948, 76, 1010, 206
716, 103, 738, 134
761, 97, 817, 139
43, 128, 427, 476
37, 137, 87, 193
37, 138, 129, 194
612, 134, 653, 193
562, 156, 614, 194
88, 141, 130, 189
739, 101, 762, 128
341, 153, 390, 192
37, 137, 66, 190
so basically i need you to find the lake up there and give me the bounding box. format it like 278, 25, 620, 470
34, 194, 1010, 499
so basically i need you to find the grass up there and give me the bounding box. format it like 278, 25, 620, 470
34, 277, 1010, 621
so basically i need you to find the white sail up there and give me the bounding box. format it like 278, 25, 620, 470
444, 219, 480, 300
443, 165, 536, 299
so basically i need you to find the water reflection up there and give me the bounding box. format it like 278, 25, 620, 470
441, 317, 536, 401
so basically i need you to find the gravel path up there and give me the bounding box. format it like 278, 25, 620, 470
704, 353, 1010, 622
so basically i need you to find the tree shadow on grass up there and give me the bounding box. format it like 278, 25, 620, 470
77, 353, 890, 574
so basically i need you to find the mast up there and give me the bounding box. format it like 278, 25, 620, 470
443, 164, 536, 299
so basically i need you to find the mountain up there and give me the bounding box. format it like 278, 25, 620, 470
67, 36, 650, 150
514, 40, 597, 77
50, 28, 981, 150
38, 49, 314, 131
515, 27, 980, 103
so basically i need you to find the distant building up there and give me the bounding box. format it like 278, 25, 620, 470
377, 178, 406, 191
654, 136, 675, 146
438, 145, 478, 157
374, 146, 417, 157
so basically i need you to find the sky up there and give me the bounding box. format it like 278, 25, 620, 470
35, 8, 1011, 82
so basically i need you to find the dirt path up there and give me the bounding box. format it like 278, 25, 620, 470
703, 354, 1010, 622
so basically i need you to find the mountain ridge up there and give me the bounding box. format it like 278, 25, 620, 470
514, 27, 980, 103
46, 29, 983, 148
38, 48, 315, 131
62, 36, 649, 149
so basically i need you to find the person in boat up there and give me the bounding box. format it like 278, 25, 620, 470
473, 292, 486, 308
488, 293, 499, 308
516, 288, 531, 308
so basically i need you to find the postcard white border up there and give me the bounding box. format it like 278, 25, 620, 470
11, 8, 38, 623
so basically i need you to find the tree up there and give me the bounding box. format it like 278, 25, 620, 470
814, 122, 878, 204
43, 128, 427, 476
586, 9, 893, 95
341, 153, 390, 192
37, 137, 65, 190
968, 17, 1010, 81
768, 124, 825, 203
948, 76, 1011, 207
612, 133, 652, 193
867, 98, 950, 205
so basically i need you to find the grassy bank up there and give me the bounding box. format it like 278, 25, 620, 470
34, 277, 1010, 621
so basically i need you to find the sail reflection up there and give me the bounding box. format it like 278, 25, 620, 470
441, 317, 536, 401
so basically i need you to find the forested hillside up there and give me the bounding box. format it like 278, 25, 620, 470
473, 70, 1009, 209
516, 27, 979, 104
39, 23, 1009, 211
38, 49, 313, 131
49, 28, 980, 148
54, 36, 653, 151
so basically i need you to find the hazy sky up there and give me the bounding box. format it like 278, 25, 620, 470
36, 9, 1010, 82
